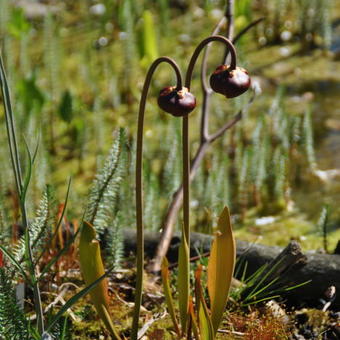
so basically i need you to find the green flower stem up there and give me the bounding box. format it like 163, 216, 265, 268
132, 57, 182, 340
176, 34, 238, 333
182, 116, 190, 243
183, 34, 237, 238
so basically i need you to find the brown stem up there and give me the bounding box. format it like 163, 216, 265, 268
222, 0, 234, 63
132, 57, 182, 340
209, 94, 255, 143
168, 251, 211, 270
182, 35, 236, 243
232, 17, 265, 45
224, 17, 265, 64
176, 37, 237, 326
200, 18, 227, 142
226, 0, 235, 41
201, 17, 227, 94
149, 97, 254, 273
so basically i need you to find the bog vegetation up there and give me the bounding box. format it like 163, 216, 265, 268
0, 0, 339, 339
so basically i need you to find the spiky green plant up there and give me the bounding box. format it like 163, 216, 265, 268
317, 205, 329, 253
85, 128, 127, 268
0, 267, 29, 340
303, 106, 316, 171
13, 186, 53, 264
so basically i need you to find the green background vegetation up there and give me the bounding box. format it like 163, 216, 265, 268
0, 0, 339, 338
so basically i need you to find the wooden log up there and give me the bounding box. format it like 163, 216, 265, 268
122, 229, 340, 309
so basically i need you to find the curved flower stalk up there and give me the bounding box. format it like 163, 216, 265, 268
177, 35, 239, 335
160, 35, 245, 339
132, 56, 183, 340
135, 35, 247, 339
183, 34, 238, 234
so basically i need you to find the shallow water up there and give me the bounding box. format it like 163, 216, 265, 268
294, 86, 340, 223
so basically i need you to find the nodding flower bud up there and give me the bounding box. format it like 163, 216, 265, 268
157, 86, 196, 117
210, 65, 251, 98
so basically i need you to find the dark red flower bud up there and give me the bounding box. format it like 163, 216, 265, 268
210, 65, 251, 98
157, 86, 196, 117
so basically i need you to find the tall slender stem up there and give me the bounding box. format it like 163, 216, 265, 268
226, 0, 235, 40
132, 57, 182, 340
172, 34, 238, 334
182, 116, 190, 242
0, 54, 45, 334
223, 0, 235, 62
182, 34, 237, 240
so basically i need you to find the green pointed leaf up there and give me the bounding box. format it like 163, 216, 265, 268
195, 266, 214, 340
161, 257, 180, 336
46, 266, 112, 333
177, 224, 190, 334
21, 137, 33, 204
79, 221, 121, 340
207, 206, 236, 335
0, 245, 29, 282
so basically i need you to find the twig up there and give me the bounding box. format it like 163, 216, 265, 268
222, 0, 235, 62
137, 311, 167, 340
168, 252, 211, 270
36, 289, 81, 323
233, 17, 265, 45
149, 93, 255, 273
218, 329, 245, 337
209, 94, 255, 143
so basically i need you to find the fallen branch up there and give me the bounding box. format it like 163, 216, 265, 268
123, 229, 340, 309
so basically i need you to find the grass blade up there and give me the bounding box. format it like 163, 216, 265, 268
39, 225, 80, 279
46, 266, 113, 333
177, 223, 190, 334
195, 266, 214, 340
0, 53, 23, 196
